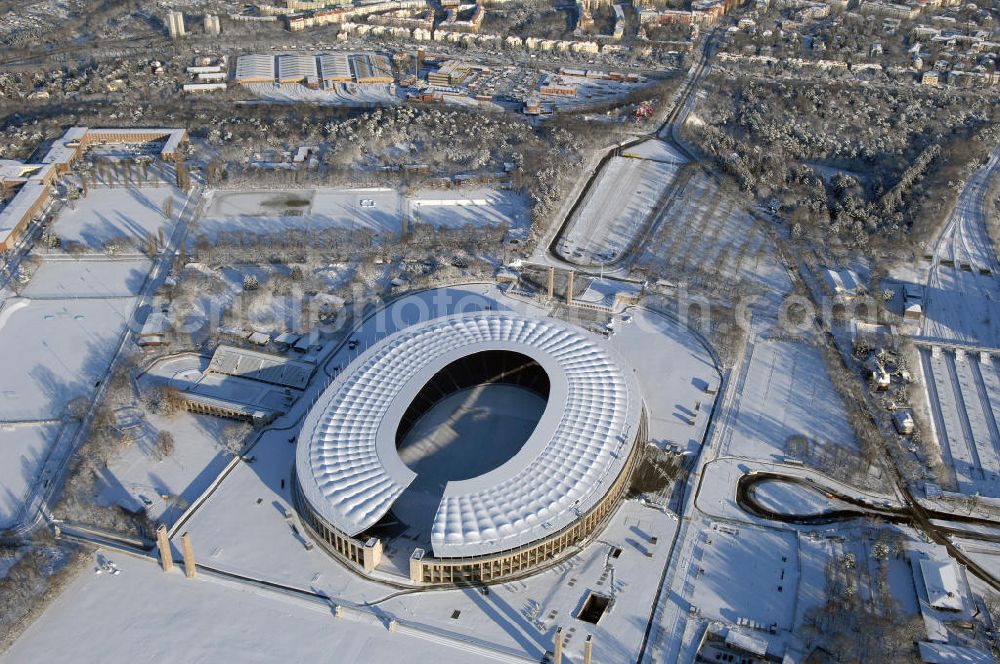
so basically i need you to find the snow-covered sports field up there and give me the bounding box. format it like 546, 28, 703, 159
558, 156, 682, 265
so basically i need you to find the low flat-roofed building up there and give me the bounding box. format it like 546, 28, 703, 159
41, 126, 88, 172
235, 54, 276, 83
724, 629, 769, 657
350, 53, 393, 83
0, 182, 49, 252
277, 53, 319, 83
84, 128, 188, 160
319, 52, 353, 81
184, 83, 227, 93
919, 559, 963, 611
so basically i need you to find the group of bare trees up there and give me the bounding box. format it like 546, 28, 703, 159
0, 536, 89, 649
801, 531, 924, 662
685, 73, 1000, 254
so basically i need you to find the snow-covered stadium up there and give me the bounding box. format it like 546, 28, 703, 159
294, 311, 646, 585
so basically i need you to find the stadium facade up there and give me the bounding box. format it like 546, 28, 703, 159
294, 311, 645, 585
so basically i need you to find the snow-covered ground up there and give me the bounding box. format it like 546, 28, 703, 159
0, 422, 62, 527
0, 187, 168, 526
0, 550, 501, 664
721, 340, 857, 462
199, 188, 402, 238
623, 139, 688, 164
920, 144, 1000, 347
920, 346, 1000, 496
408, 188, 529, 233
0, 297, 132, 421
22, 257, 152, 299
197, 187, 526, 241
557, 156, 682, 265
749, 479, 837, 516
94, 405, 234, 526
606, 307, 720, 456
684, 524, 799, 631
51, 186, 188, 250
638, 172, 791, 307
243, 81, 404, 106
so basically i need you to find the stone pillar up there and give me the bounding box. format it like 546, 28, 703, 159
362, 537, 382, 572
409, 548, 426, 584
548, 266, 555, 300
156, 524, 172, 573
566, 271, 575, 305
181, 532, 196, 578
982, 351, 992, 365
553, 627, 563, 664
584, 635, 593, 664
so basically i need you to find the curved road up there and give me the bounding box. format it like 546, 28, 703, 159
735, 471, 1000, 590
538, 33, 717, 274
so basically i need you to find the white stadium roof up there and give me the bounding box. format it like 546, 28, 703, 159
295, 311, 642, 559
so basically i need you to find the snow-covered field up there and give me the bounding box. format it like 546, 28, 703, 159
685, 524, 799, 630
52, 186, 188, 250
749, 479, 837, 516
722, 340, 857, 462
22, 258, 151, 299
623, 139, 688, 164
0, 297, 132, 421
1, 551, 496, 664
639, 172, 791, 306
920, 346, 1000, 497
4, 498, 678, 664
0, 422, 61, 527
921, 145, 1000, 347
408, 188, 529, 232
606, 307, 720, 456
197, 187, 526, 241
0, 191, 160, 524
558, 156, 681, 265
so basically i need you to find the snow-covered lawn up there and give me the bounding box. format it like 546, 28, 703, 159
52, 186, 188, 250
749, 479, 837, 515
95, 405, 236, 526
638, 172, 791, 306
0, 297, 132, 421
558, 156, 681, 265
408, 188, 529, 233
197, 187, 524, 241
623, 139, 688, 164
687, 524, 799, 631
723, 340, 857, 462
22, 258, 152, 299
0, 422, 61, 527
1, 550, 495, 664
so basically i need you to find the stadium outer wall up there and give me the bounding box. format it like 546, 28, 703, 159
292, 407, 648, 587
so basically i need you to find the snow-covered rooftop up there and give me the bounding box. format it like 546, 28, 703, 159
295, 311, 642, 558
919, 559, 964, 612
